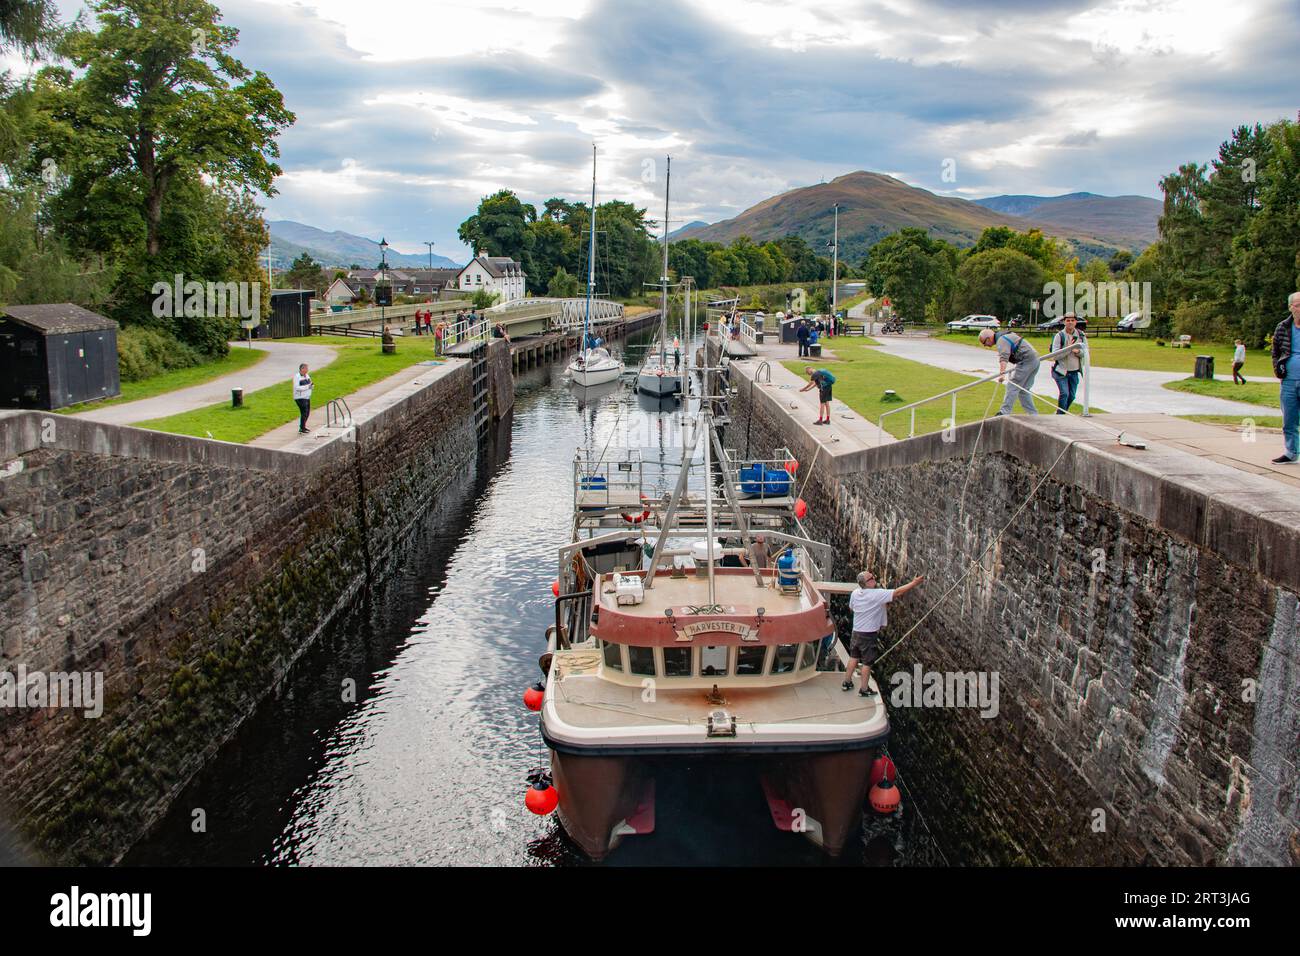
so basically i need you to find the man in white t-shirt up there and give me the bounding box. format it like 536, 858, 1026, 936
842, 569, 923, 698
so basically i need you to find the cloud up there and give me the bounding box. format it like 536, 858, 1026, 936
37, 0, 1291, 261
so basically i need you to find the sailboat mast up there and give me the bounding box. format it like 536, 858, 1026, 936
831, 202, 839, 320
585, 144, 597, 351
660, 156, 671, 360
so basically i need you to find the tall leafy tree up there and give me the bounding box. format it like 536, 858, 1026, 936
955, 248, 1045, 320
457, 188, 537, 262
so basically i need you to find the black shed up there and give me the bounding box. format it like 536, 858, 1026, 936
267, 289, 313, 338
0, 303, 121, 409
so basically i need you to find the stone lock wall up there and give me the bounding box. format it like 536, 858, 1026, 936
724, 356, 1299, 866
0, 343, 509, 863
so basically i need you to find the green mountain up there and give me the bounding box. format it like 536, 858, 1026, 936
679, 171, 1151, 263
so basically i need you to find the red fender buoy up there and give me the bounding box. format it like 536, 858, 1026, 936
794, 497, 808, 520
551, 580, 560, 597
523, 681, 545, 712
869, 755, 897, 786
869, 777, 901, 814
784, 459, 799, 476
525, 779, 559, 815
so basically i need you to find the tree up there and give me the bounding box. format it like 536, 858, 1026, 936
39, 1, 292, 260
284, 251, 325, 294
546, 265, 580, 298
0, 0, 59, 56
1233, 117, 1300, 344
955, 248, 1045, 320
862, 228, 958, 323
457, 188, 537, 263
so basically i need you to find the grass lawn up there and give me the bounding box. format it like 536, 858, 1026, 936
136, 335, 441, 443
1180, 414, 1284, 429
60, 346, 267, 413
935, 331, 1269, 374
1163, 377, 1280, 407
784, 336, 1062, 438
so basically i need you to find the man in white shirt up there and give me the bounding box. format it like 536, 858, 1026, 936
292, 363, 314, 434
842, 569, 923, 698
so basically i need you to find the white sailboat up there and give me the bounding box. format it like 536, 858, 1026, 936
567, 145, 624, 388
636, 155, 683, 398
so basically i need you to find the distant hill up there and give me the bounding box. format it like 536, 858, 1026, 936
974, 193, 1160, 248
266, 220, 461, 271
667, 220, 711, 241
678, 172, 1152, 264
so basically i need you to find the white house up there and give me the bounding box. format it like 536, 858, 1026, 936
455, 256, 527, 302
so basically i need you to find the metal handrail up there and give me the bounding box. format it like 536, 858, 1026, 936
326, 397, 353, 429
877, 339, 1090, 444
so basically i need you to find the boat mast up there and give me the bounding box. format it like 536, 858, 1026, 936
584, 143, 597, 355
831, 202, 839, 322
660, 155, 671, 363
703, 405, 716, 605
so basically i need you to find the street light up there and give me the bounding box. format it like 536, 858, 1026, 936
424, 240, 437, 300
379, 237, 389, 333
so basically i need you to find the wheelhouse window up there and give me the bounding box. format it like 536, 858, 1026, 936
602, 640, 623, 672
628, 645, 655, 677
771, 643, 799, 674
699, 645, 728, 677
736, 645, 767, 675
662, 647, 692, 677
800, 640, 821, 670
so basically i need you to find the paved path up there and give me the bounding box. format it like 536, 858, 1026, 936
251, 358, 466, 453
73, 340, 339, 426
870, 334, 1277, 417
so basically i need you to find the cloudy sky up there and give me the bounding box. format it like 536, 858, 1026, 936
13, 0, 1300, 262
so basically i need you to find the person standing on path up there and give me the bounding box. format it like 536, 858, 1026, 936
979, 327, 1041, 416
1232, 340, 1247, 385
800, 366, 835, 425
1270, 292, 1300, 463
292, 363, 314, 434
1049, 313, 1087, 414
796, 320, 810, 357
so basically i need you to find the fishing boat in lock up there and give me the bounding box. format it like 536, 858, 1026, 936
528, 381, 891, 859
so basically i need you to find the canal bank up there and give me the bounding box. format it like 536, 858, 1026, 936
713, 336, 1299, 866
0, 341, 511, 863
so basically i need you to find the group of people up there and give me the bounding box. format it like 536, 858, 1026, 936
794, 316, 833, 357
976, 312, 1087, 416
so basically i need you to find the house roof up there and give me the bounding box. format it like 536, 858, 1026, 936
458, 256, 527, 280
1, 303, 118, 334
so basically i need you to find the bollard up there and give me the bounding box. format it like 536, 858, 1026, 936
231, 387, 243, 408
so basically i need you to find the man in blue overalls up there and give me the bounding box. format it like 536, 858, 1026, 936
980, 327, 1040, 416
1270, 291, 1300, 463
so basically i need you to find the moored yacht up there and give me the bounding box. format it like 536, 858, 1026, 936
566, 144, 624, 389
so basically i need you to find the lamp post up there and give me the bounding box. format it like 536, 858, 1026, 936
379, 237, 389, 332
424, 240, 436, 300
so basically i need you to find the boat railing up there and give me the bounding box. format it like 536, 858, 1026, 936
719, 446, 799, 503
876, 341, 1088, 444
573, 450, 646, 510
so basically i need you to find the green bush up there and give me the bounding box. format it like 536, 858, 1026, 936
1172, 300, 1229, 341
116, 326, 204, 382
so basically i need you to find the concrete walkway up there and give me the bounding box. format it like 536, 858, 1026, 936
73, 340, 339, 426
1092, 413, 1300, 490
870, 333, 1277, 418
251, 358, 466, 452
726, 336, 893, 452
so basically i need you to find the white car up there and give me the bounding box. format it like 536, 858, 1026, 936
947, 314, 1000, 332
1117, 310, 1149, 331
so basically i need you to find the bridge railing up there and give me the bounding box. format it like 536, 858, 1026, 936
876, 341, 1090, 444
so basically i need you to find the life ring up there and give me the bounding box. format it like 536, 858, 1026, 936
622, 496, 652, 525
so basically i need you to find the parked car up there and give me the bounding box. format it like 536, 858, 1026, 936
947, 314, 1000, 332
1117, 310, 1148, 332
1037, 315, 1089, 332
